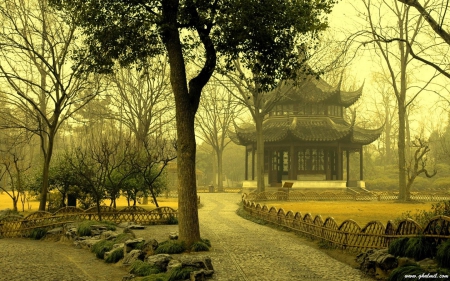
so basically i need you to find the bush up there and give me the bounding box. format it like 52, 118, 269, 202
91, 240, 115, 259
113, 233, 134, 244
167, 266, 197, 281
191, 241, 210, 252
105, 247, 124, 263
201, 238, 211, 247
395, 200, 450, 227
28, 228, 47, 240
77, 220, 116, 237
436, 240, 450, 268
155, 240, 186, 254
404, 237, 435, 261
388, 264, 423, 281
129, 260, 161, 276
167, 215, 178, 225
388, 238, 410, 257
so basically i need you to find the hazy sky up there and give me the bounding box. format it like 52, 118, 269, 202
326, 0, 449, 136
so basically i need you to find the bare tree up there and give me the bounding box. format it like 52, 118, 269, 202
109, 57, 174, 147
406, 137, 437, 197
0, 0, 102, 210
360, 0, 440, 200
397, 0, 450, 78
0, 131, 32, 212
195, 84, 242, 191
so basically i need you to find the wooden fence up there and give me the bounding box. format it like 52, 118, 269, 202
245, 191, 450, 202
0, 205, 178, 238
242, 195, 450, 252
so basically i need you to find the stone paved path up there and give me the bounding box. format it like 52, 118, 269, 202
0, 193, 374, 281
0, 238, 128, 281
194, 193, 373, 281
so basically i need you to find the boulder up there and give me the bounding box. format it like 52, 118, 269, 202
47, 227, 63, 235
146, 254, 173, 271
122, 249, 144, 266
124, 238, 144, 253
65, 227, 78, 239
180, 255, 214, 271
357, 249, 397, 279
169, 232, 179, 240
127, 224, 145, 230
167, 259, 182, 272
118, 222, 134, 228
101, 230, 119, 240
140, 239, 159, 257
190, 269, 214, 281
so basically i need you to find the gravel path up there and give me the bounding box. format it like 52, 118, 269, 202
0, 193, 373, 281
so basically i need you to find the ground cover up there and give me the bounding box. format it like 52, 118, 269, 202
257, 200, 435, 227
0, 192, 178, 215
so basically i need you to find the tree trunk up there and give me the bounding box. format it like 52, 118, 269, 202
217, 149, 223, 192
39, 130, 56, 210
150, 187, 159, 207
398, 106, 407, 201
255, 116, 265, 192
162, 0, 201, 247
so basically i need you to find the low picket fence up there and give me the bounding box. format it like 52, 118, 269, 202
242, 195, 450, 252
0, 205, 177, 238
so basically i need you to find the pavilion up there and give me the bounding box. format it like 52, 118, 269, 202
229, 76, 383, 190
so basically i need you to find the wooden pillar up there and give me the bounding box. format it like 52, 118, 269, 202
360, 147, 364, 180
289, 144, 295, 180
245, 147, 249, 180
337, 144, 342, 180
346, 150, 350, 186
251, 145, 255, 180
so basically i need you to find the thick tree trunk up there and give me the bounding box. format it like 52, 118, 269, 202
162, 0, 200, 247
39, 131, 55, 211
255, 116, 265, 192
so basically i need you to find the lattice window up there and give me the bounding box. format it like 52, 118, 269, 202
298, 148, 324, 171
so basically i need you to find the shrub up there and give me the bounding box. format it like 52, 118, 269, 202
28, 228, 47, 240
91, 240, 115, 259
105, 247, 124, 263
129, 260, 161, 276
77, 220, 116, 237
436, 240, 450, 268
201, 238, 211, 247
167, 215, 178, 225
167, 266, 197, 281
388, 237, 410, 257
155, 240, 186, 254
77, 221, 98, 237
191, 241, 210, 252
395, 200, 450, 227
113, 233, 134, 244
388, 264, 423, 281
404, 237, 435, 261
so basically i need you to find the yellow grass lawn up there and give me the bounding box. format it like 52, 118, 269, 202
259, 200, 435, 227
0, 191, 178, 215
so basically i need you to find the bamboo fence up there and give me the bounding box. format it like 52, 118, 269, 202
242, 194, 450, 252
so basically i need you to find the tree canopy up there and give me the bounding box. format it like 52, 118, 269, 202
50, 0, 337, 246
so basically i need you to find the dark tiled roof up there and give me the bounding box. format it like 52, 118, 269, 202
276, 77, 363, 107
231, 117, 382, 146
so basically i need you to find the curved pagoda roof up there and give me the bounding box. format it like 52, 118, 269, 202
277, 75, 363, 107
229, 117, 383, 146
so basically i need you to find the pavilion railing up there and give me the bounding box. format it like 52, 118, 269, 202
245, 190, 450, 202
241, 194, 450, 253
0, 205, 178, 238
